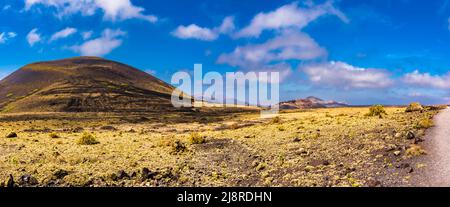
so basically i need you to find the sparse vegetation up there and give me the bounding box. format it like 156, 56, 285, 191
406, 102, 423, 112
188, 132, 206, 144
0, 107, 441, 187
49, 132, 60, 138
171, 140, 187, 154
77, 132, 99, 145
366, 105, 387, 118
416, 118, 434, 129
406, 145, 427, 157
270, 116, 281, 124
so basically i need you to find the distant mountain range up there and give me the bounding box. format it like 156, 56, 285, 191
278, 96, 348, 109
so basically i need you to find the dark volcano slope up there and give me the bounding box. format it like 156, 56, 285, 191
0, 57, 179, 113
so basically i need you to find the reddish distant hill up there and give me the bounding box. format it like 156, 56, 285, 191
278, 96, 348, 109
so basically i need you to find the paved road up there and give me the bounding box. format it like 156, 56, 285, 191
415, 108, 450, 186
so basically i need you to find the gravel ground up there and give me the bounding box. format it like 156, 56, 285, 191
413, 108, 450, 186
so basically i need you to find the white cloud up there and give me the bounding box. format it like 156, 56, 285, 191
301, 61, 393, 89
7, 32, 17, 38
403, 70, 450, 89
81, 31, 93, 40
0, 32, 17, 44
448, 17, 450, 30
3, 5, 11, 10
172, 16, 235, 41
172, 24, 218, 41
27, 28, 41, 46
217, 16, 235, 34
70, 28, 126, 57
217, 30, 327, 67
50, 27, 77, 42
236, 1, 349, 38
24, 0, 158, 23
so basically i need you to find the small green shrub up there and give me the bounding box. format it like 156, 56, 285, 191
77, 132, 99, 145
49, 132, 60, 139
270, 116, 281, 124
366, 105, 387, 118
188, 132, 205, 144
171, 140, 187, 154
406, 145, 426, 157
416, 118, 434, 129
405, 102, 423, 112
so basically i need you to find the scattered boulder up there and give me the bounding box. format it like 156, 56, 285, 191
396, 163, 410, 169
414, 137, 424, 144
407, 167, 414, 173
139, 117, 150, 122
171, 140, 187, 154
72, 127, 84, 133
100, 126, 117, 131
292, 137, 301, 142
6, 132, 17, 138
406, 131, 415, 140
130, 171, 137, 177
53, 169, 69, 179
141, 167, 156, 180
110, 174, 118, 181
367, 179, 382, 187
117, 170, 130, 180
393, 151, 401, 156
19, 174, 39, 186
6, 175, 15, 187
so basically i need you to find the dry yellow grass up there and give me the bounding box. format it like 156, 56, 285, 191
0, 107, 440, 187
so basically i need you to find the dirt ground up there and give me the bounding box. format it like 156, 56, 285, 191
0, 107, 439, 187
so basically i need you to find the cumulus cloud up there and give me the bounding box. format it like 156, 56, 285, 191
217, 30, 327, 68
172, 16, 235, 41
27, 28, 41, 46
24, 0, 158, 23
0, 32, 17, 44
172, 24, 218, 41
49, 27, 77, 42
403, 70, 450, 89
236, 1, 349, 38
70, 28, 126, 57
81, 31, 93, 40
301, 61, 393, 89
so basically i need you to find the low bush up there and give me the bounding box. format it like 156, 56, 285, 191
366, 105, 387, 118
406, 145, 427, 157
405, 102, 423, 112
77, 132, 99, 145
49, 132, 60, 139
188, 132, 206, 144
171, 140, 187, 154
416, 118, 434, 129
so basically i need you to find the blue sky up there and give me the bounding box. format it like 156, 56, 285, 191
1, 0, 450, 105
